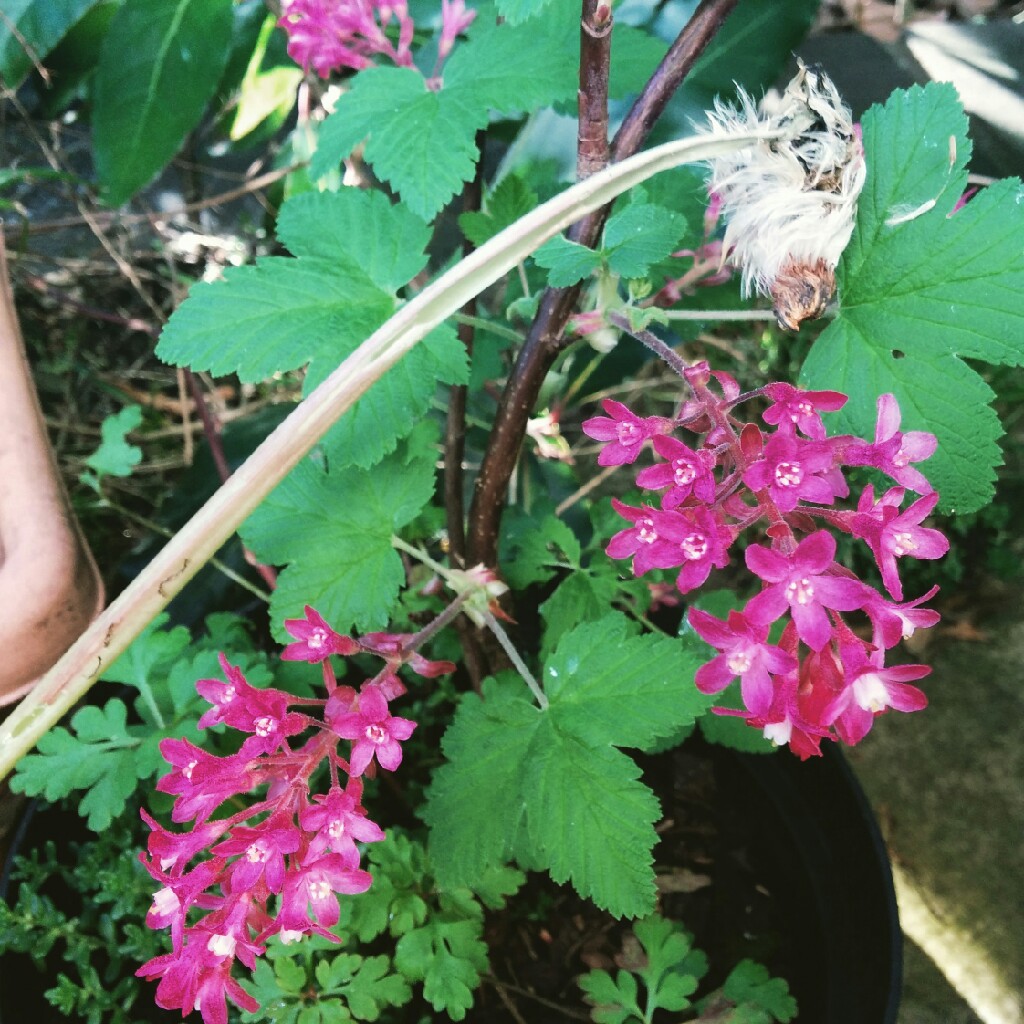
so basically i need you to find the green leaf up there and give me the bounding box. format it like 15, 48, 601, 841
92, 0, 234, 204
539, 569, 622, 658
275, 189, 431, 293
423, 677, 538, 889
543, 614, 712, 751
156, 255, 393, 383
532, 235, 603, 287
311, 15, 581, 218
630, 916, 703, 1012
524, 728, 661, 918
603, 202, 687, 279
499, 507, 582, 588
721, 959, 797, 1022
0, 0, 100, 88
10, 700, 144, 830
239, 425, 438, 638
800, 83, 1024, 513
312, 68, 486, 222
394, 918, 488, 1021
579, 968, 640, 1024
82, 405, 143, 479
494, 0, 554, 25
458, 174, 538, 246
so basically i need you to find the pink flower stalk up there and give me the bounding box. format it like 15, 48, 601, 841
278, 0, 474, 80
592, 375, 946, 754
582, 399, 671, 466
139, 608, 448, 1024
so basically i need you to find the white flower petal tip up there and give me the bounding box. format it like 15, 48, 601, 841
703, 60, 866, 331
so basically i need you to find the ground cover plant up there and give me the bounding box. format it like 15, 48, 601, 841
1, 0, 1022, 1021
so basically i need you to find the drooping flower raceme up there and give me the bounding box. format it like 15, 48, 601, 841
278, 0, 475, 80
137, 607, 452, 1024
585, 366, 947, 758
703, 60, 866, 330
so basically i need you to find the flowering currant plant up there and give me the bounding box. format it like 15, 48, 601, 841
4, 0, 1023, 1022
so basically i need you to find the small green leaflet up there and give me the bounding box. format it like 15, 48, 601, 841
494, 0, 553, 25
533, 201, 688, 286
157, 189, 467, 470
800, 83, 1024, 514
458, 174, 538, 246
239, 424, 438, 640
703, 959, 798, 1023
82, 404, 143, 481
579, 915, 707, 1024
423, 616, 711, 917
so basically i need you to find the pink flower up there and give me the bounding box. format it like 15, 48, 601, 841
689, 608, 797, 717
635, 435, 717, 508
605, 500, 667, 576
825, 645, 929, 745
863, 585, 941, 650
277, 854, 373, 933
646, 506, 731, 593
212, 814, 303, 895
360, 631, 456, 678
281, 606, 359, 662
742, 431, 847, 513
156, 740, 256, 824
744, 531, 868, 651
438, 0, 476, 60
141, 857, 222, 952
851, 486, 948, 601
844, 393, 937, 493
582, 399, 669, 466
762, 382, 847, 441
329, 683, 417, 776
140, 809, 228, 875
300, 781, 385, 862
278, 0, 416, 77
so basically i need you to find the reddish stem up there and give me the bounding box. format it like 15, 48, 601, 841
466, 0, 741, 568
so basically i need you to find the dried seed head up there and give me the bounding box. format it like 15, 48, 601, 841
703, 60, 866, 330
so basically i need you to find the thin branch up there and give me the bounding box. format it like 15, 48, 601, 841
607, 311, 690, 379
466, 0, 741, 568
577, 0, 613, 180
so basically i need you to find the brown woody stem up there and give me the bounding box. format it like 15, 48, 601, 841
577, 0, 613, 181
466, 0, 740, 568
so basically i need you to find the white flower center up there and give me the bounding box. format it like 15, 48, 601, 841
150, 887, 179, 917
279, 929, 305, 944
310, 880, 332, 901
680, 532, 708, 561
796, 400, 814, 417
328, 819, 345, 839
208, 933, 236, 957
774, 461, 803, 487
853, 673, 890, 713
763, 720, 793, 746
726, 651, 752, 675
246, 841, 268, 864
254, 716, 277, 737
672, 459, 696, 486
617, 421, 642, 445
892, 531, 916, 556
183, 759, 197, 780
637, 518, 657, 544
365, 724, 387, 744
308, 627, 328, 650
218, 685, 235, 704
785, 577, 815, 605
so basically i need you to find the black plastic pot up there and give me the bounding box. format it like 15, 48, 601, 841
698, 738, 902, 1023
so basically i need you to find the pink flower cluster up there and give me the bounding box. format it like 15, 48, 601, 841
584, 366, 947, 758
136, 607, 453, 1024
278, 0, 476, 79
